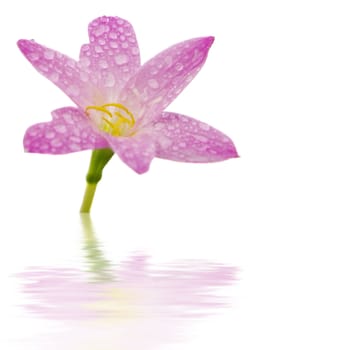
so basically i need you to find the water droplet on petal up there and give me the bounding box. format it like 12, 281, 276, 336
51, 139, 62, 147
45, 131, 55, 139
80, 57, 91, 68
54, 125, 67, 133
38, 64, 49, 73
165, 56, 173, 66
131, 46, 139, 56
114, 54, 129, 65
194, 135, 208, 143
66, 85, 80, 97
99, 60, 109, 69
63, 113, 74, 123
28, 52, 39, 61
148, 79, 159, 89
44, 50, 55, 60
80, 71, 89, 82
50, 72, 59, 82
175, 63, 184, 71
94, 24, 108, 37
69, 143, 81, 151
94, 45, 103, 53
109, 32, 118, 39
150, 67, 158, 75
154, 122, 164, 130
104, 72, 115, 87
199, 123, 210, 131
40, 143, 49, 151
110, 41, 118, 48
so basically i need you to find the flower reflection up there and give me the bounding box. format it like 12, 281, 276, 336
17, 215, 237, 349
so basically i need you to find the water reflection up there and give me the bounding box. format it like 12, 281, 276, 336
17, 214, 237, 349
81, 213, 114, 282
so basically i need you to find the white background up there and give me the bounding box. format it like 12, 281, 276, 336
1, 0, 350, 349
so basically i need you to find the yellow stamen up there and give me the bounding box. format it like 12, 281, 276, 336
102, 103, 135, 125
86, 105, 113, 119
85, 102, 135, 136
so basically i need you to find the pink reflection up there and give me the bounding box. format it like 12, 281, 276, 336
15, 214, 237, 349
17, 256, 236, 349
19, 255, 235, 320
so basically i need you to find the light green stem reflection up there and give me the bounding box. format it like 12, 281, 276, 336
80, 213, 113, 281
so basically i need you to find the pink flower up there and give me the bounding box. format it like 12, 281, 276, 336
18, 16, 238, 174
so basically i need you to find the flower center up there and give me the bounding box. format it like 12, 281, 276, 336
85, 103, 135, 136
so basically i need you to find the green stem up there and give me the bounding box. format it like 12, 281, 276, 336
80, 183, 97, 213
80, 148, 114, 213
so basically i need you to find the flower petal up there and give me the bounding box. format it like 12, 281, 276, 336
23, 107, 108, 154
17, 40, 95, 107
79, 16, 140, 99
104, 133, 156, 174
151, 112, 238, 162
120, 37, 214, 125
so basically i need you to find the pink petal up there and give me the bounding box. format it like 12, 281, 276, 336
151, 112, 238, 162
23, 107, 108, 154
79, 16, 140, 99
17, 40, 94, 107
119, 37, 214, 125
104, 133, 156, 174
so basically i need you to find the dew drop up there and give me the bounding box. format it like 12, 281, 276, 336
40, 143, 49, 151
44, 50, 55, 60
109, 32, 118, 39
28, 52, 39, 61
199, 123, 210, 131
94, 45, 103, 53
69, 136, 80, 143
164, 56, 173, 66
54, 125, 67, 133
80, 57, 91, 68
45, 131, 55, 139
150, 67, 158, 75
114, 54, 129, 65
194, 135, 208, 143
80, 71, 89, 82
51, 139, 62, 147
131, 46, 139, 56
99, 60, 109, 69
50, 72, 59, 82
148, 79, 159, 89
154, 122, 164, 130
94, 25, 108, 37
69, 143, 81, 151
104, 72, 115, 87
175, 62, 183, 71
63, 113, 74, 123
66, 85, 80, 97
110, 41, 118, 48
38, 64, 49, 73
